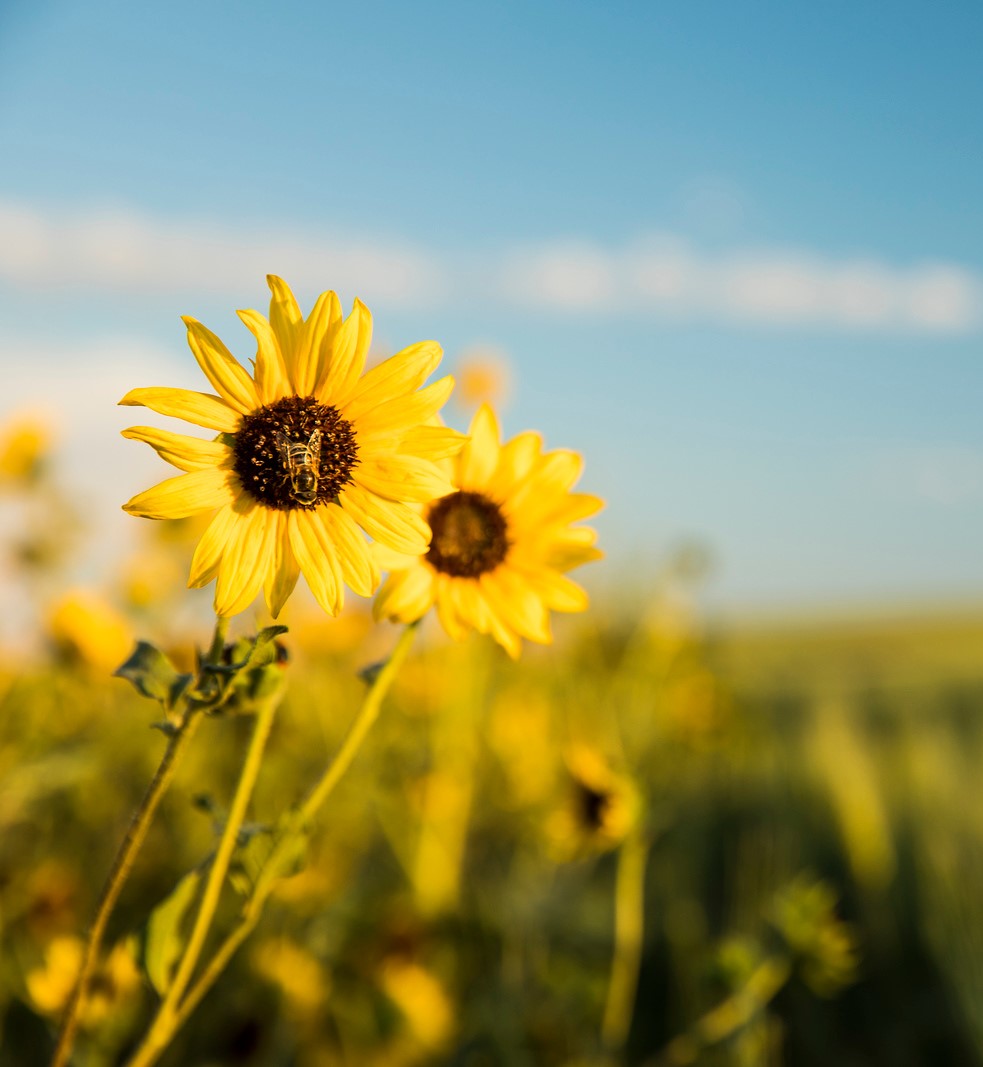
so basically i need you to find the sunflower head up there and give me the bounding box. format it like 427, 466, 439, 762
121, 277, 464, 619
374, 403, 603, 657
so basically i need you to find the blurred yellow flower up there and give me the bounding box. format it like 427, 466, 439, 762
374, 404, 603, 657
252, 938, 329, 1020
381, 958, 454, 1051
453, 346, 511, 409
547, 746, 640, 859
47, 590, 133, 673
0, 414, 51, 484
26, 936, 142, 1027
121, 276, 462, 618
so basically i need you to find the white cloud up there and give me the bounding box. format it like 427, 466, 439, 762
0, 198, 981, 333
0, 200, 445, 307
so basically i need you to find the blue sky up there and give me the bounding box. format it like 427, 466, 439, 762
1, 0, 982, 611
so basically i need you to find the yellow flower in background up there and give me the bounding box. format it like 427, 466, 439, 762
547, 746, 640, 859
48, 590, 133, 673
374, 404, 603, 657
121, 276, 463, 618
453, 346, 511, 410
0, 413, 51, 484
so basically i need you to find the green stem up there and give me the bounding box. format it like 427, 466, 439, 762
126, 689, 280, 1067
296, 620, 419, 828
157, 622, 420, 1044
50, 615, 228, 1067
660, 955, 791, 1066
602, 831, 649, 1055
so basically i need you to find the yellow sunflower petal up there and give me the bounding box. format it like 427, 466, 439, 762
475, 575, 523, 658
512, 566, 590, 613
119, 387, 240, 433
188, 502, 241, 588
342, 341, 443, 424
352, 455, 454, 504
398, 425, 469, 461
486, 430, 542, 497
351, 375, 455, 438
449, 578, 493, 633
372, 542, 422, 572
288, 509, 345, 616
237, 308, 289, 404
339, 484, 431, 556
539, 492, 605, 527
434, 574, 469, 641
122, 468, 237, 520
319, 503, 379, 597
267, 275, 304, 380
504, 450, 584, 520
121, 426, 231, 473
294, 290, 342, 396
214, 500, 278, 617
487, 568, 552, 644
263, 511, 300, 618
182, 317, 259, 415
316, 299, 370, 406
544, 529, 605, 571
374, 563, 436, 622
457, 403, 500, 490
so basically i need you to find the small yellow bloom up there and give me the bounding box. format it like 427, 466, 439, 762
547, 746, 640, 859
0, 414, 51, 484
381, 958, 454, 1051
374, 404, 603, 657
47, 590, 133, 673
453, 346, 511, 409
26, 936, 142, 1028
121, 277, 464, 618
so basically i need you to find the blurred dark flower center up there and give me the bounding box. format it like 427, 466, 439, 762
426, 491, 509, 577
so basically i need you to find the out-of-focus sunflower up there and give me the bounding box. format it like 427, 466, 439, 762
546, 746, 640, 859
373, 404, 602, 657
121, 277, 463, 618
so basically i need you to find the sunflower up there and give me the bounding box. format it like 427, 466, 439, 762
121, 276, 463, 618
373, 404, 603, 657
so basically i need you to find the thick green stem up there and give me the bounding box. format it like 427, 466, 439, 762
126, 689, 280, 1067
602, 831, 649, 1055
50, 615, 228, 1067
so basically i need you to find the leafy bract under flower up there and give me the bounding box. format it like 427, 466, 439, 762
121, 276, 464, 618
374, 404, 603, 657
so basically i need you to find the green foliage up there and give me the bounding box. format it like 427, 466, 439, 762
4, 598, 983, 1065
143, 869, 203, 996
114, 642, 192, 713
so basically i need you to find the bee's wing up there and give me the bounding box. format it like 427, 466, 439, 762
308, 428, 322, 465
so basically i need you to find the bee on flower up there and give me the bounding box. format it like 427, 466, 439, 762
374, 404, 603, 657
120, 277, 465, 619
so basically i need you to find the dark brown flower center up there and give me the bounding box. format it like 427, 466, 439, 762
426, 490, 509, 578
577, 782, 613, 832
232, 395, 358, 510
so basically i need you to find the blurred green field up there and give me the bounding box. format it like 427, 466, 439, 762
3, 579, 983, 1066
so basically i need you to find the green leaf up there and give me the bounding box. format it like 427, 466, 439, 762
143, 868, 202, 995
115, 642, 193, 710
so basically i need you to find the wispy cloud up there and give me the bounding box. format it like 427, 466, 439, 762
504, 236, 983, 332
1, 199, 980, 333
0, 200, 445, 306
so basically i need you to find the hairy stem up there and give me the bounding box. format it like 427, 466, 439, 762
126, 688, 280, 1067
50, 615, 229, 1067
